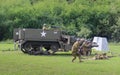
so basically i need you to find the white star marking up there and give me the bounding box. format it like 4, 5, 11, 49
41, 31, 46, 37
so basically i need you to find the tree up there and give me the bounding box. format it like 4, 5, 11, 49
76, 26, 92, 38
111, 17, 120, 42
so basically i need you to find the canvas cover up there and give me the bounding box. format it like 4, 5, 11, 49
92, 37, 109, 52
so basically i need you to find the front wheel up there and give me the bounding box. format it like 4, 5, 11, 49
22, 43, 33, 54
50, 44, 59, 54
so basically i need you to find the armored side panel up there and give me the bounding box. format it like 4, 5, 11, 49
13, 28, 19, 42
13, 28, 26, 41
13, 28, 76, 55
23, 29, 61, 41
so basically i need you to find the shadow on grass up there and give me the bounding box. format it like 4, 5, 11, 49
52, 53, 71, 56
1, 49, 18, 52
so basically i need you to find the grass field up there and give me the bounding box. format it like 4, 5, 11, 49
0, 42, 120, 75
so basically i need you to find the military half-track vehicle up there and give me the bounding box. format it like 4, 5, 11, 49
13, 28, 76, 55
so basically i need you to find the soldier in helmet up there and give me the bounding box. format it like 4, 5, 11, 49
42, 24, 48, 30
80, 40, 92, 56
71, 38, 85, 62
79, 40, 98, 56
94, 53, 108, 60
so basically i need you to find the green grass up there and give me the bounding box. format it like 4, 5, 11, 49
0, 43, 14, 51
0, 40, 14, 51
0, 43, 120, 75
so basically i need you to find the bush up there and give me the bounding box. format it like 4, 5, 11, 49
0, 0, 120, 42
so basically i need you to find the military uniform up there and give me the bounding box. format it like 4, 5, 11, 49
42, 24, 48, 30
71, 39, 84, 62
42, 26, 47, 30
80, 41, 92, 56
94, 53, 108, 60
80, 41, 98, 56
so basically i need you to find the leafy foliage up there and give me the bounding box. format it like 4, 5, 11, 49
0, 0, 120, 42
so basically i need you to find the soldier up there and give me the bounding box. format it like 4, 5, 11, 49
94, 53, 108, 60
71, 38, 85, 62
80, 41, 98, 56
42, 24, 48, 30
79, 40, 91, 56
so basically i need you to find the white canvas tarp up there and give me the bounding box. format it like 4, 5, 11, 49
92, 37, 109, 52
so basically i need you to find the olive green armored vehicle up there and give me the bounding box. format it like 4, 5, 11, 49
13, 28, 76, 55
